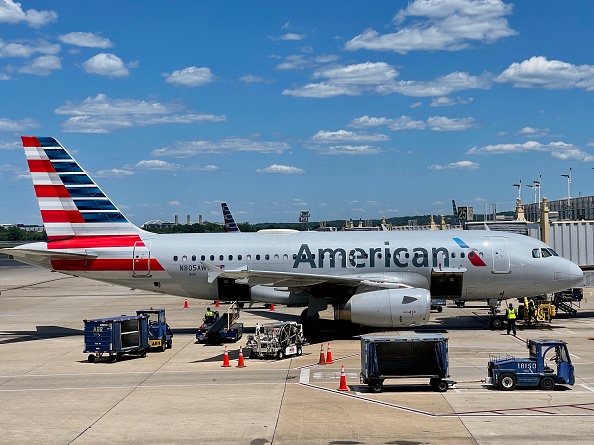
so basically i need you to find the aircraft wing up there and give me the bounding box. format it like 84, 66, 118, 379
202, 262, 419, 289
0, 247, 97, 269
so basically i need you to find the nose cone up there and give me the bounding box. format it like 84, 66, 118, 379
569, 261, 584, 287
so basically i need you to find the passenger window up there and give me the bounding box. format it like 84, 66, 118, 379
219, 255, 224, 261
210, 255, 214, 261
293, 254, 297, 260
228, 255, 233, 261
173, 255, 178, 261
182, 255, 187, 261
274, 254, 279, 260
532, 249, 540, 258
256, 254, 261, 260
247, 254, 252, 261
451, 252, 456, 258
469, 252, 474, 258
283, 254, 288, 260
192, 255, 196, 261
541, 248, 552, 258
265, 254, 270, 260
461, 252, 465, 258
238, 254, 242, 261
201, 255, 205, 261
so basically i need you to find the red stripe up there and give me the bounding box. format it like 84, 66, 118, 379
28, 159, 56, 173
34, 185, 70, 198
22, 136, 40, 147
50, 258, 164, 272
41, 210, 85, 223
48, 235, 144, 249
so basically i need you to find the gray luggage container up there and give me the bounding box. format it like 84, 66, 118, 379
360, 334, 449, 393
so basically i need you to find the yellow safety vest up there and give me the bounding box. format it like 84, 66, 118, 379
506, 308, 516, 319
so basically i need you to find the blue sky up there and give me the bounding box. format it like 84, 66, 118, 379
2, 0, 594, 226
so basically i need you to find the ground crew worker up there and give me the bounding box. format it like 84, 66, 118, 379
528, 299, 536, 324
506, 303, 517, 335
204, 307, 215, 322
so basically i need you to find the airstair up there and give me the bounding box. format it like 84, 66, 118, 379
553, 288, 583, 315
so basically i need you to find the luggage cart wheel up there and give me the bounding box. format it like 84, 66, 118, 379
369, 381, 383, 393
436, 380, 448, 392
87, 354, 96, 363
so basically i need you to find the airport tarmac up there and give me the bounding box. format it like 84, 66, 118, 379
1, 259, 594, 445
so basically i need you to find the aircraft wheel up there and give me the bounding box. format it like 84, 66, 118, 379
498, 373, 517, 391
540, 376, 555, 391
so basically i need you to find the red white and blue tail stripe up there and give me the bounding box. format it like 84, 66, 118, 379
22, 136, 142, 241
221, 202, 240, 232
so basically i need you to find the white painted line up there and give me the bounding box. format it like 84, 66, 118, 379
579, 383, 594, 393
299, 368, 310, 384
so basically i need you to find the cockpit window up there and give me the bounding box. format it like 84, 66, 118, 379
548, 248, 559, 256
541, 248, 552, 258
532, 249, 540, 258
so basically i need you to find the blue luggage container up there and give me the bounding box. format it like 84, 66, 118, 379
84, 315, 149, 363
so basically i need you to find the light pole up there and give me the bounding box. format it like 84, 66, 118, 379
533, 175, 542, 208
525, 184, 536, 203
513, 180, 522, 201
561, 167, 572, 219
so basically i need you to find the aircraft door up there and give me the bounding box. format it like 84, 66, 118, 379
490, 237, 510, 274
132, 241, 152, 277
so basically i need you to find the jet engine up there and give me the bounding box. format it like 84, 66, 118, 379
334, 288, 431, 328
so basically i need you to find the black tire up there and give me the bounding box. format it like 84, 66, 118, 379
490, 317, 504, 330
109, 355, 117, 363
276, 350, 285, 360
540, 376, 555, 391
166, 339, 172, 349
140, 350, 147, 358
437, 306, 443, 313
498, 373, 517, 391
160, 336, 166, 352
296, 346, 302, 356
436, 380, 448, 392
87, 354, 96, 363
369, 381, 383, 393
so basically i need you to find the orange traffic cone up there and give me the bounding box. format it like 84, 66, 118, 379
269, 303, 275, 311
326, 342, 333, 364
237, 346, 246, 368
318, 344, 326, 365
221, 345, 231, 367
183, 299, 189, 308
215, 300, 220, 308
337, 365, 348, 391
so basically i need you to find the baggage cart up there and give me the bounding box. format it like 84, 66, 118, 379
84, 315, 149, 363
360, 334, 450, 393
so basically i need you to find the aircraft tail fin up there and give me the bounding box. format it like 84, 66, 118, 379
22, 136, 142, 241
221, 202, 240, 232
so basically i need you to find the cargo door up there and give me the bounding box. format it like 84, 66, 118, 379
132, 241, 152, 277
430, 268, 466, 297
490, 237, 510, 274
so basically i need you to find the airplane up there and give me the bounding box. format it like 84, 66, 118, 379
2, 136, 584, 331
221, 202, 240, 232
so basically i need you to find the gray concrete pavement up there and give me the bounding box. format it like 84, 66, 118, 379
1, 262, 594, 444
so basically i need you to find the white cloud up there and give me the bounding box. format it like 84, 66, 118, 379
467, 140, 594, 162
256, 164, 305, 174
55, 94, 226, 133
240, 75, 274, 84
95, 168, 134, 178
83, 53, 130, 78
378, 72, 491, 97
168, 200, 180, 206
273, 33, 306, 41
428, 160, 480, 170
313, 62, 398, 85
496, 56, 594, 90
0, 117, 37, 132
345, 0, 516, 53
18, 55, 61, 76
517, 126, 550, 137
0, 0, 57, 28
430, 96, 473, 107
410, 101, 423, 108
164, 66, 214, 87
135, 160, 219, 171
0, 38, 60, 58
308, 144, 383, 155
348, 115, 476, 131
58, 32, 113, 48
312, 129, 389, 143
152, 137, 290, 157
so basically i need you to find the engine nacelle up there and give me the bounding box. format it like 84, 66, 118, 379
334, 288, 431, 328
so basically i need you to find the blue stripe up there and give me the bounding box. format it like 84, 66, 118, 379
38, 137, 60, 147
45, 149, 72, 160
453, 237, 470, 248
74, 200, 117, 211
59, 174, 94, 185
81, 212, 127, 223
52, 162, 83, 173
65, 187, 105, 198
